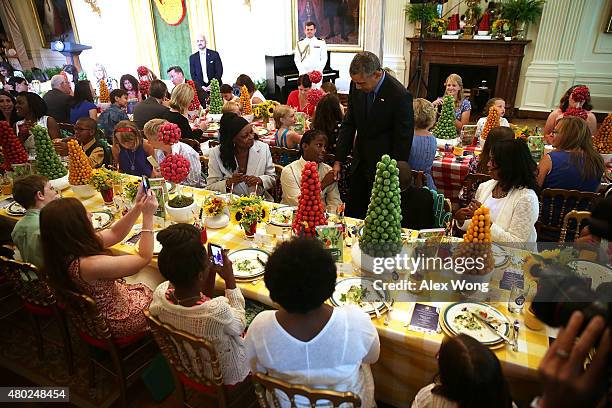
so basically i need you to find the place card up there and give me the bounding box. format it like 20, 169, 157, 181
499, 269, 524, 290
408, 303, 440, 334
316, 224, 344, 262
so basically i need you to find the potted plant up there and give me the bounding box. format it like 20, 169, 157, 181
230, 195, 269, 238
160, 153, 196, 222
90, 167, 123, 205
202, 195, 230, 229
404, 3, 438, 36
500, 0, 545, 40
492, 19, 512, 39
428, 18, 448, 38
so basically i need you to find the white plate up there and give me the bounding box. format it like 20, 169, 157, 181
91, 211, 113, 230
153, 232, 162, 254
253, 125, 268, 136
6, 201, 26, 216
442, 302, 510, 345
228, 248, 269, 279
568, 260, 612, 290
492, 244, 510, 267
269, 206, 295, 227
330, 277, 389, 315
207, 122, 220, 131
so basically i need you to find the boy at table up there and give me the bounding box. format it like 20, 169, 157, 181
143, 118, 202, 187
11, 175, 58, 269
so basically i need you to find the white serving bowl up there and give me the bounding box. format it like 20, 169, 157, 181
165, 200, 197, 223
49, 174, 69, 191
70, 183, 97, 199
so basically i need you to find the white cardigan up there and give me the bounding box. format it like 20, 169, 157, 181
460, 179, 539, 242
206, 140, 276, 197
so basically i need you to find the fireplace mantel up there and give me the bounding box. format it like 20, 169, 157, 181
406, 38, 531, 115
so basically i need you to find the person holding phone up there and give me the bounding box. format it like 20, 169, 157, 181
39, 184, 158, 338
148, 224, 250, 386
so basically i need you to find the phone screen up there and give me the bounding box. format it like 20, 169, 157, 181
209, 243, 224, 266
142, 176, 150, 193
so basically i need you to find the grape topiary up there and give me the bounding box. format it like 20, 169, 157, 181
32, 125, 67, 180
359, 154, 403, 257
432, 95, 457, 140
208, 79, 223, 115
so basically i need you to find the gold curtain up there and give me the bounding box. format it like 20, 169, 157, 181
185, 0, 216, 51
128, 0, 160, 77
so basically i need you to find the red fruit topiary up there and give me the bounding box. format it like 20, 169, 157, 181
160, 154, 190, 184
292, 161, 327, 236
0, 120, 29, 171
309, 70, 322, 84
563, 107, 588, 120
187, 80, 201, 111
137, 66, 149, 77
158, 122, 182, 145
570, 85, 590, 104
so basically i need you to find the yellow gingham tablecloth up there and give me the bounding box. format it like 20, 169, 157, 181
0, 182, 549, 407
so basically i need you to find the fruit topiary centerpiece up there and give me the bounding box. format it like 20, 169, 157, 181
186, 80, 201, 112
67, 139, 96, 198
161, 153, 195, 222
432, 95, 457, 141
593, 113, 612, 154
358, 155, 403, 258
452, 205, 494, 278
481, 105, 500, 141
208, 79, 223, 119
239, 85, 252, 116
0, 120, 28, 171
230, 195, 269, 238
98, 79, 110, 104
32, 125, 68, 190
292, 161, 327, 237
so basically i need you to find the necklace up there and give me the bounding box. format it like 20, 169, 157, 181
126, 149, 136, 172
170, 291, 204, 306
492, 185, 509, 199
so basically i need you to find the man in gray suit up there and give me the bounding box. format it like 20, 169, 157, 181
133, 80, 169, 129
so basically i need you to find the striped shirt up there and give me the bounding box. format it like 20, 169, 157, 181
155, 142, 202, 187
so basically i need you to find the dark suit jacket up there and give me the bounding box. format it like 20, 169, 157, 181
336, 73, 414, 178
189, 49, 223, 89
43, 89, 71, 124
132, 97, 169, 129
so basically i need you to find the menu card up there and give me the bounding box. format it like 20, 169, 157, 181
408, 303, 440, 334
316, 224, 344, 262
149, 178, 168, 220
499, 269, 524, 290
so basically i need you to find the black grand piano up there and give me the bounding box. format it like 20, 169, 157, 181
265, 52, 340, 102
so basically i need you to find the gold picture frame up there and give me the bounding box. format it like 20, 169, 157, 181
292, 0, 366, 52
28, 0, 80, 48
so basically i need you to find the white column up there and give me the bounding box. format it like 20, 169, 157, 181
382, 0, 407, 84
517, 0, 587, 112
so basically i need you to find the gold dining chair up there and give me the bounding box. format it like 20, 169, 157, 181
252, 371, 361, 408
559, 210, 591, 243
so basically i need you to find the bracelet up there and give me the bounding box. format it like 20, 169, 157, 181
141, 229, 154, 233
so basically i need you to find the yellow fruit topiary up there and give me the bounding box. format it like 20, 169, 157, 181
99, 80, 110, 104
239, 85, 252, 115
68, 139, 93, 185
481, 106, 500, 140
593, 113, 612, 154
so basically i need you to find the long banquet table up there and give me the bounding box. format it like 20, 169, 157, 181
0, 183, 550, 407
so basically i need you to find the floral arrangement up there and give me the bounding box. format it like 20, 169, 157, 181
89, 167, 123, 192
253, 100, 279, 122
203, 195, 227, 217
0, 120, 28, 171
492, 19, 512, 35
513, 125, 536, 141
523, 248, 578, 279
160, 154, 190, 184
308, 70, 322, 84
230, 195, 269, 227
186, 80, 201, 111
158, 122, 181, 145
428, 18, 447, 36
124, 179, 141, 202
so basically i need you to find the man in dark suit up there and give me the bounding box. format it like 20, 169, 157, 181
43, 74, 72, 123
333, 52, 414, 219
189, 34, 223, 94
133, 80, 169, 129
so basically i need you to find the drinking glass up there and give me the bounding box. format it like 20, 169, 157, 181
508, 281, 533, 314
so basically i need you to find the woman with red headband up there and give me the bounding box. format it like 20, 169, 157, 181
544, 85, 597, 143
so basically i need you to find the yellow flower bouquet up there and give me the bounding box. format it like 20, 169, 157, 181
253, 100, 279, 123
230, 195, 269, 237
428, 18, 447, 36
89, 167, 123, 192
203, 195, 228, 217
124, 180, 141, 202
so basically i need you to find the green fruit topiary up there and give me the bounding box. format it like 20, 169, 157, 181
208, 79, 223, 115
32, 125, 67, 180
432, 95, 457, 140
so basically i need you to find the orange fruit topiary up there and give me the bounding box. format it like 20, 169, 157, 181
481, 106, 500, 140
68, 139, 93, 185
593, 113, 612, 154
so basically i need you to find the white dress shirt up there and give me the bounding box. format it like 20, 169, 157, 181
294, 37, 328, 76
199, 49, 209, 85
155, 142, 202, 187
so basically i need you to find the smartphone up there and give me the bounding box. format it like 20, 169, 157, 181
126, 232, 142, 245
209, 243, 224, 266
142, 175, 150, 193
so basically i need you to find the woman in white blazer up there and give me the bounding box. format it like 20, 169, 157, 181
456, 139, 539, 242
206, 112, 276, 197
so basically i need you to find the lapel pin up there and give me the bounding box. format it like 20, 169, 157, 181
380, 98, 385, 102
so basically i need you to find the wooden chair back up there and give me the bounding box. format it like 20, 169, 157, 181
537, 188, 600, 242
144, 310, 228, 406
411, 170, 424, 188
57, 122, 75, 135
270, 146, 300, 165
559, 210, 591, 243
252, 372, 361, 408
182, 137, 201, 153
458, 173, 492, 208
209, 140, 220, 148
56, 287, 114, 344
273, 164, 284, 203
0, 257, 55, 308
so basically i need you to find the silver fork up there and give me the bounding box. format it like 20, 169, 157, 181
367, 302, 381, 319
383, 301, 393, 326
